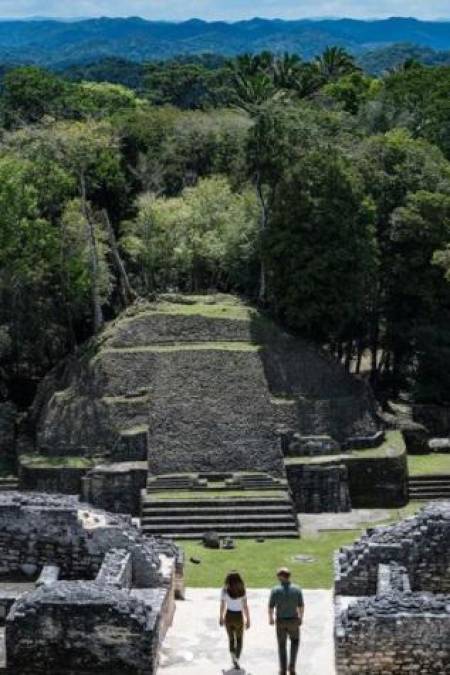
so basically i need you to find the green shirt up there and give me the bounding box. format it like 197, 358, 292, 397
269, 582, 304, 620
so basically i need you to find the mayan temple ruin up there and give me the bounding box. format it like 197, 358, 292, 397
0, 293, 447, 672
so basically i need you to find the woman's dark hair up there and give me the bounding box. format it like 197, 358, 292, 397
224, 571, 246, 599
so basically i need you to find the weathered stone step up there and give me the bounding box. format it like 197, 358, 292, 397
409, 483, 450, 491
409, 474, 450, 482
141, 521, 298, 533
141, 513, 293, 525
408, 491, 450, 500
142, 497, 293, 508
142, 504, 293, 516
0, 479, 19, 492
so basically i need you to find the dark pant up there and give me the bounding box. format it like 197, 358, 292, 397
276, 618, 300, 672
225, 610, 244, 659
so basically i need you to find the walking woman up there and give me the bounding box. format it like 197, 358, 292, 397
219, 571, 250, 670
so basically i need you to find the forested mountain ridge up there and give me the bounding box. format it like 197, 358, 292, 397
0, 17, 449, 66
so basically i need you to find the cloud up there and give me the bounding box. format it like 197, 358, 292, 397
0, 0, 448, 21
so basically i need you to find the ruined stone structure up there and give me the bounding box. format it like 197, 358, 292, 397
0, 492, 182, 674
334, 501, 450, 673
18, 295, 401, 532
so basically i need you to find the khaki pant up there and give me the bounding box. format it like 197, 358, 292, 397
276, 618, 300, 672
225, 610, 244, 659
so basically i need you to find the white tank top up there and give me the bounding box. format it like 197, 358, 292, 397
221, 588, 246, 611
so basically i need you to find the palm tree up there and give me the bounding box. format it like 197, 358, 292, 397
315, 46, 361, 82
230, 58, 286, 304
273, 52, 303, 89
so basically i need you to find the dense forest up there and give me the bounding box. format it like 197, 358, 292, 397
0, 47, 449, 409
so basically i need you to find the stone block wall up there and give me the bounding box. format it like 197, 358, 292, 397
19, 465, 88, 495
6, 582, 158, 675
286, 464, 351, 513
335, 594, 450, 674
345, 453, 408, 509
144, 350, 285, 476
82, 462, 148, 516
335, 501, 450, 596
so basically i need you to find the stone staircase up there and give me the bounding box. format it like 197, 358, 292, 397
408, 475, 450, 500
0, 477, 19, 492
141, 473, 299, 539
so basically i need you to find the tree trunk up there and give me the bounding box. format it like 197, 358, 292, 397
80, 172, 104, 334
101, 209, 136, 307
344, 341, 353, 372
256, 175, 268, 305
355, 339, 364, 375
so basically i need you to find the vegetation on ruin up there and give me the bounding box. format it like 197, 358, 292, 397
0, 49, 449, 414
284, 431, 406, 465
19, 454, 96, 469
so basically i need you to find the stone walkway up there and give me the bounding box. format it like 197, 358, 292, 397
160, 588, 335, 675
299, 508, 391, 535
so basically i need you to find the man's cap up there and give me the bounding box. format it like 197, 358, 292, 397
277, 567, 291, 577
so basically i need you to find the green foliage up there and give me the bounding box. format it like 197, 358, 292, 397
66, 81, 141, 117
323, 72, 379, 114
144, 61, 233, 109
121, 176, 259, 293
371, 65, 450, 158
2, 66, 68, 125
267, 148, 377, 342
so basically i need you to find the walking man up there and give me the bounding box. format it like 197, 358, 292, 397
268, 567, 304, 675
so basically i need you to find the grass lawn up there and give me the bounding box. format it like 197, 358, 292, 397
407, 453, 450, 476
178, 501, 424, 589
179, 533, 360, 589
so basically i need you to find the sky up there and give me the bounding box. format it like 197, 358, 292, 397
0, 0, 448, 21
0, 0, 450, 21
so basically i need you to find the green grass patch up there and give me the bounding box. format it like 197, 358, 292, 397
102, 342, 261, 354
407, 453, 450, 476
142, 304, 254, 321
116, 295, 256, 323
19, 454, 95, 469
284, 430, 405, 466
179, 533, 361, 588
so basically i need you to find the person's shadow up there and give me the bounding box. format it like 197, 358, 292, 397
222, 669, 248, 674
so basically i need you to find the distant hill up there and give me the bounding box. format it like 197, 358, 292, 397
359, 43, 450, 74
0, 17, 449, 66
